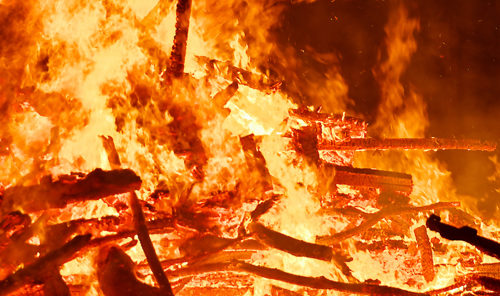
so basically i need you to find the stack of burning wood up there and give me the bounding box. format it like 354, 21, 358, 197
1, 0, 499, 295
0, 103, 498, 295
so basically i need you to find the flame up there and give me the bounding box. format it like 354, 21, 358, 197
0, 0, 498, 295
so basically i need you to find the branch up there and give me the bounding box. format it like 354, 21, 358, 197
128, 192, 174, 295
317, 202, 459, 245
0, 234, 90, 296
168, 0, 192, 77
414, 225, 435, 282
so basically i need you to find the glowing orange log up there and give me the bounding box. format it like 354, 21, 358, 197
414, 225, 435, 282
319, 138, 496, 151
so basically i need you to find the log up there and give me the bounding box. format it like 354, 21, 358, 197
414, 225, 435, 282
240, 134, 272, 190
1, 169, 141, 215
426, 214, 500, 260
319, 138, 496, 152
168, 0, 192, 77
0, 234, 90, 296
333, 165, 413, 194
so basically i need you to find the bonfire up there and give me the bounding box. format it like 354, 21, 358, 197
0, 0, 498, 295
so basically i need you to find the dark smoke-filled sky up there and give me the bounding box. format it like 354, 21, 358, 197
272, 0, 500, 219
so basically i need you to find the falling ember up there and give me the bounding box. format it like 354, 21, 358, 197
0, 0, 499, 296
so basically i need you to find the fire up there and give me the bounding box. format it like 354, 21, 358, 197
0, 0, 499, 295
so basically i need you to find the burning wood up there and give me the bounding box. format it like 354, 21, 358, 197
0, 169, 141, 215
413, 225, 435, 282
0, 234, 90, 296
319, 137, 497, 151
0, 1, 498, 295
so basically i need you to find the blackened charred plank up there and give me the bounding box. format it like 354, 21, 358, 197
426, 214, 500, 260
0, 169, 141, 215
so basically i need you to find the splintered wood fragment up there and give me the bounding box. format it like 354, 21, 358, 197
414, 225, 435, 282
128, 192, 174, 295
317, 202, 459, 245
1, 169, 141, 215
333, 165, 413, 194
248, 222, 333, 261
235, 261, 427, 296
0, 234, 90, 296
168, 0, 192, 77
100, 136, 121, 169
196, 56, 280, 92
319, 138, 496, 151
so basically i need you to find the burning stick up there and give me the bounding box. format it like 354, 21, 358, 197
128, 192, 174, 295
317, 202, 459, 245
168, 0, 192, 77
319, 138, 497, 151
334, 166, 413, 194
0, 169, 141, 215
414, 225, 435, 282
426, 214, 500, 260
248, 222, 334, 261
237, 262, 428, 295
0, 234, 90, 296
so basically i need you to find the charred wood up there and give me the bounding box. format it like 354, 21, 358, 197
333, 165, 413, 194
235, 261, 427, 296
248, 222, 333, 262
289, 108, 367, 130
100, 136, 121, 169
414, 225, 435, 282
319, 138, 496, 152
317, 202, 459, 245
0, 234, 90, 296
0, 169, 141, 215
168, 0, 192, 77
426, 214, 500, 260
128, 192, 174, 295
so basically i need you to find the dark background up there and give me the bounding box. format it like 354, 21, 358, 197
270, 0, 500, 219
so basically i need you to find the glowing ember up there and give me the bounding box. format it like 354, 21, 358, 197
0, 1, 498, 296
